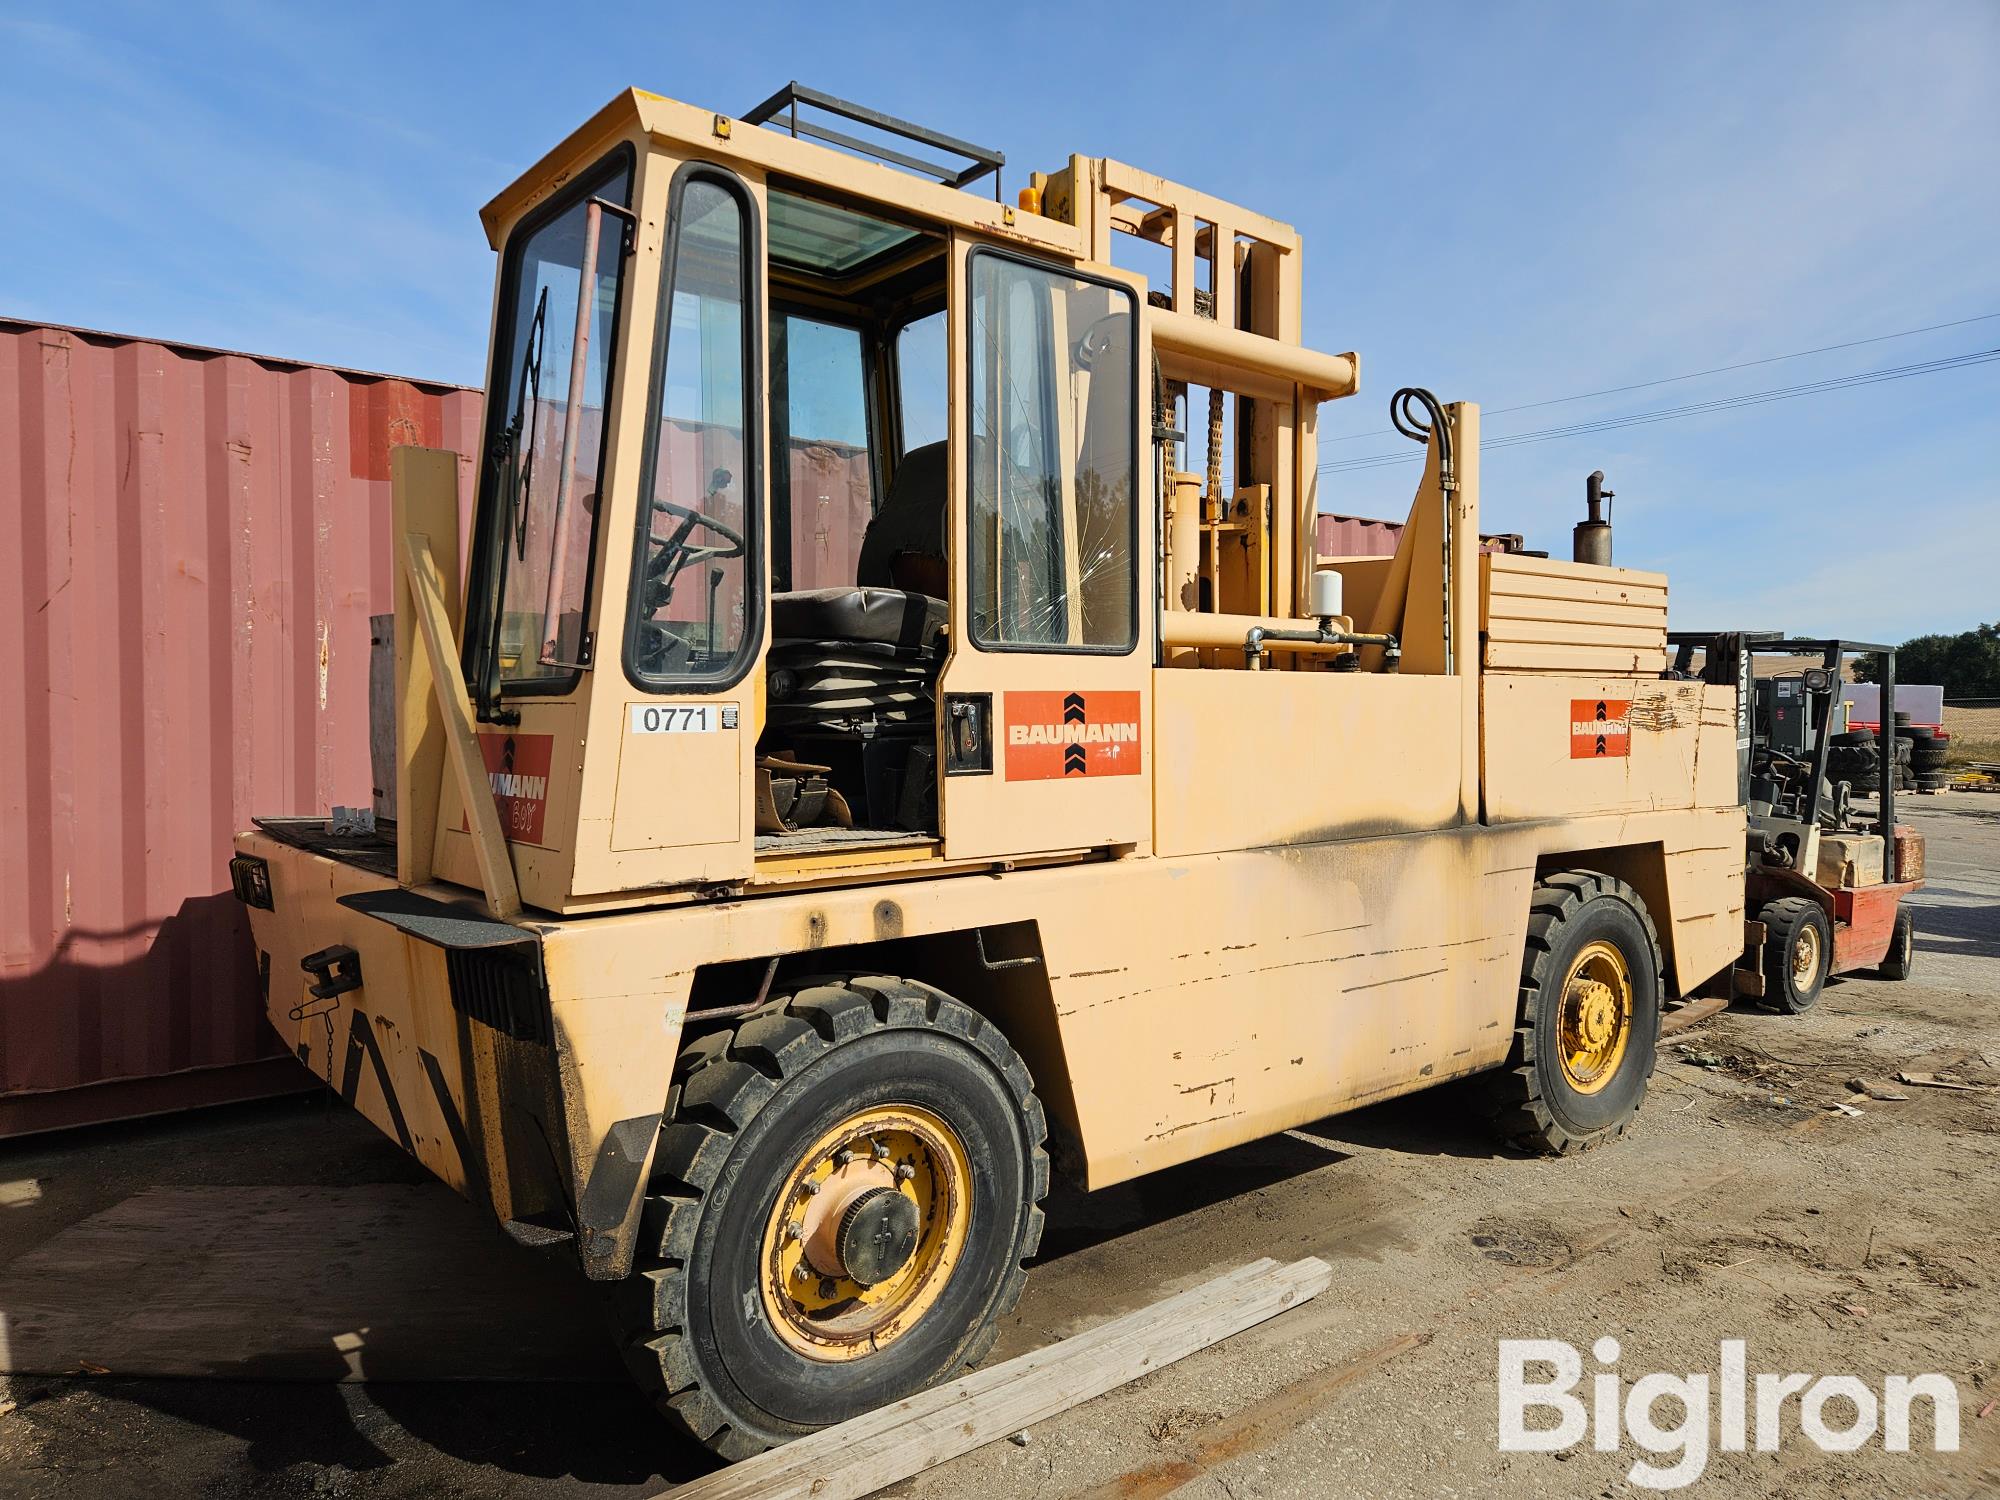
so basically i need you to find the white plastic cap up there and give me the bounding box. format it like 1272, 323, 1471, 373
1310, 568, 1343, 620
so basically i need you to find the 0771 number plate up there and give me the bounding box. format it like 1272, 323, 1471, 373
629, 703, 738, 734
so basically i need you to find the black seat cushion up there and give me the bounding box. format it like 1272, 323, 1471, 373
771, 587, 946, 651
858, 440, 948, 588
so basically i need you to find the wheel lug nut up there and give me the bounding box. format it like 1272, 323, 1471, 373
793, 1262, 812, 1282
872, 1140, 890, 1160
800, 1180, 820, 1196
834, 1149, 854, 1166
895, 1163, 915, 1180
786, 1221, 804, 1241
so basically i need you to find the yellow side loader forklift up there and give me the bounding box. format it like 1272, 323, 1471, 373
230, 83, 1749, 1457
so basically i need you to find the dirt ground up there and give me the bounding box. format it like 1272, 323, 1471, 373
2, 798, 1996, 1500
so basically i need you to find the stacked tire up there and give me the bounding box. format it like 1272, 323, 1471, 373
1827, 729, 1905, 795
1826, 729, 1877, 789
1904, 725, 1949, 792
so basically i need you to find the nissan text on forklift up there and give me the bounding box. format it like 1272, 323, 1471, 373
228, 83, 1830, 1458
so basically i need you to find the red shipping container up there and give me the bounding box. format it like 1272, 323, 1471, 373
0, 320, 482, 1134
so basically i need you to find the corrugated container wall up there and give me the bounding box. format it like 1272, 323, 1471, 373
0, 321, 482, 1134
1315, 512, 1407, 558
1316, 513, 1520, 559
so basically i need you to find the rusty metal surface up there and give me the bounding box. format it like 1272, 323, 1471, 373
1314, 511, 1408, 558
0, 320, 482, 1132
1315, 512, 1516, 559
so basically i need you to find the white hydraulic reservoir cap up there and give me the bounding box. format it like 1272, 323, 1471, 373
1310, 568, 1343, 620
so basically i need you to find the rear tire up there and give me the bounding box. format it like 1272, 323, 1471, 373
1878, 907, 1915, 980
1759, 897, 1831, 1013
1481, 870, 1663, 1154
612, 977, 1047, 1459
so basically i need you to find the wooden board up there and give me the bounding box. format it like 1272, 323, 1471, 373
662, 1255, 1332, 1500
1660, 995, 1728, 1034
0, 1186, 621, 1381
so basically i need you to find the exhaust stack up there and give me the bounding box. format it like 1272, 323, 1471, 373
1574, 470, 1614, 566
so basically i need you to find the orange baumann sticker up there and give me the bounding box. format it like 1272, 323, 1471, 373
462, 731, 554, 843
1004, 691, 1143, 780
1571, 699, 1631, 758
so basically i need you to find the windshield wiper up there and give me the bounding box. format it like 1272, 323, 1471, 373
511, 287, 548, 560
473, 287, 548, 726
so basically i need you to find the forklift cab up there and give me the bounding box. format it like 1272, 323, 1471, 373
405, 81, 1365, 917
424, 87, 1156, 913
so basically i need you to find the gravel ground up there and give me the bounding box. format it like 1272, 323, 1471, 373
2, 798, 1996, 1500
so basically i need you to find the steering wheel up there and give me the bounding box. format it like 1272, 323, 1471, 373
649, 496, 746, 559
642, 482, 746, 616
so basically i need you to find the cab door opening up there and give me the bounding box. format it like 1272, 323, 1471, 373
756, 187, 950, 852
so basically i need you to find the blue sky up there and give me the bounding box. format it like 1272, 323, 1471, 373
3, 1, 1995, 641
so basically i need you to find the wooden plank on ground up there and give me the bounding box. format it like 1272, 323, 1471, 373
1661, 995, 1728, 1035
661, 1255, 1333, 1500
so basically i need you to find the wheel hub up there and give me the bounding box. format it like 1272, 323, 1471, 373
797, 1154, 903, 1279
1575, 980, 1617, 1046
1557, 940, 1635, 1096
836, 1187, 921, 1285
1792, 923, 1822, 985
760, 1104, 971, 1362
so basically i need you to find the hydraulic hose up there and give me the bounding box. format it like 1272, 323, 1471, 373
1389, 387, 1456, 676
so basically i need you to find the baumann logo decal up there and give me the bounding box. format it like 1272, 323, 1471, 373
1003, 691, 1142, 780
1571, 698, 1632, 759
466, 731, 554, 844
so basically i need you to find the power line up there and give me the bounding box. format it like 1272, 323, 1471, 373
1318, 310, 2000, 448
1317, 347, 2000, 475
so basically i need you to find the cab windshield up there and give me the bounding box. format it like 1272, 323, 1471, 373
465, 151, 634, 714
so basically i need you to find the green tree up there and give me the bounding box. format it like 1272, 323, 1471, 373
1853, 623, 2000, 696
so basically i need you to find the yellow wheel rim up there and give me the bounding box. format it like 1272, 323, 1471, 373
759, 1104, 972, 1362
1791, 922, 1823, 989
1557, 939, 1634, 1096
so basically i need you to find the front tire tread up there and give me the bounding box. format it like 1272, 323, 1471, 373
616, 975, 1046, 1458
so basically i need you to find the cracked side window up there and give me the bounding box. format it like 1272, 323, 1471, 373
968, 254, 1136, 652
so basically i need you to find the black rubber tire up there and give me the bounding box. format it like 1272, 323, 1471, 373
1912, 747, 1948, 772
1902, 725, 1937, 741
613, 977, 1048, 1459
1760, 897, 1832, 1014
1878, 907, 1915, 981
1480, 870, 1663, 1155
1830, 730, 1875, 748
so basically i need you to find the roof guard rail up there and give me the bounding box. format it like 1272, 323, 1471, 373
742, 81, 1004, 199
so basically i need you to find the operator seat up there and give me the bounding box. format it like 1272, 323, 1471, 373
765, 441, 957, 739
768, 437, 952, 655
856, 439, 948, 594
